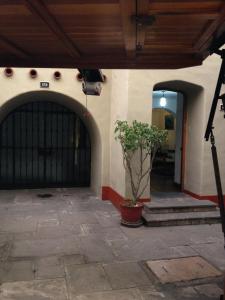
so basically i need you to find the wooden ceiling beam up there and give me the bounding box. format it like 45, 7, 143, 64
136, 0, 150, 48
149, 6, 220, 15
0, 53, 201, 69
120, 0, 136, 58
0, 35, 29, 59
193, 4, 225, 52
23, 0, 81, 58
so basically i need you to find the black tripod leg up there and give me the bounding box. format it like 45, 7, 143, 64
211, 133, 225, 243
205, 51, 225, 141
204, 51, 225, 300
210, 135, 225, 300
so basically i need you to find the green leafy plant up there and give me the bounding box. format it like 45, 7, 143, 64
115, 120, 167, 206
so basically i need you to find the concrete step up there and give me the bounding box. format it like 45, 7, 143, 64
144, 198, 217, 214
142, 210, 221, 227
144, 204, 217, 214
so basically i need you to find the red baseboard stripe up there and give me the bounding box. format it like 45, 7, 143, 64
184, 189, 225, 205
102, 186, 150, 211
102, 186, 123, 210
103, 186, 225, 209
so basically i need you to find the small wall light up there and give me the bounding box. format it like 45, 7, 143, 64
160, 91, 167, 107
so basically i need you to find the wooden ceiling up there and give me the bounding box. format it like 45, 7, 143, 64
0, 0, 224, 69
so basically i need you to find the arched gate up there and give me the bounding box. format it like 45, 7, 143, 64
0, 101, 91, 188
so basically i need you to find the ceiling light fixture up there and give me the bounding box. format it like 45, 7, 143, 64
160, 91, 167, 107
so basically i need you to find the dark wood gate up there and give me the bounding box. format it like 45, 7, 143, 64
0, 101, 91, 188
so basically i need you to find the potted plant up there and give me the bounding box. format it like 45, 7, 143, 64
114, 120, 167, 227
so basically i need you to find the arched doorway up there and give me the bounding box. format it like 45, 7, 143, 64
151, 90, 184, 192
152, 80, 204, 195
0, 100, 91, 188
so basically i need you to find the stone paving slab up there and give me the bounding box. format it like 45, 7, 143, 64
35, 225, 82, 240
65, 263, 112, 297
146, 256, 222, 284
194, 283, 223, 298
103, 261, 151, 289
0, 240, 13, 262
59, 211, 99, 225
110, 238, 193, 262
0, 217, 38, 233
34, 256, 64, 280
74, 288, 142, 300
0, 260, 34, 283
151, 224, 223, 247
138, 286, 170, 300
174, 286, 198, 298
79, 224, 127, 242
0, 278, 68, 300
62, 254, 86, 265
190, 242, 225, 271
12, 236, 81, 257
169, 245, 198, 257
79, 236, 116, 263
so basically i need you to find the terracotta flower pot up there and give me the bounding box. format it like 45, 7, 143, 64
120, 202, 144, 227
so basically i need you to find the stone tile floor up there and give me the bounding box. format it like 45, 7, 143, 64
0, 188, 224, 299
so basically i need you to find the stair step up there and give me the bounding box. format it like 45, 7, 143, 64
143, 210, 221, 227
144, 198, 217, 214
144, 205, 217, 214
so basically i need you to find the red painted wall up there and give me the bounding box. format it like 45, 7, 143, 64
102, 186, 150, 211
183, 189, 225, 205
102, 186, 225, 210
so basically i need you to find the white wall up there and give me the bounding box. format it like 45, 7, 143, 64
183, 86, 204, 194
126, 71, 152, 199
124, 54, 222, 197
109, 70, 129, 196
0, 53, 224, 199
174, 93, 183, 184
